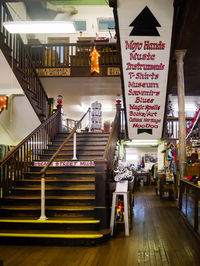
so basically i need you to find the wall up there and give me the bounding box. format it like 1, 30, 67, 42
0, 96, 41, 145
7, 2, 28, 44
125, 146, 158, 171
33, 5, 115, 43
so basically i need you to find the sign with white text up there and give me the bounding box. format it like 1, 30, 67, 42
34, 161, 95, 167
117, 0, 174, 139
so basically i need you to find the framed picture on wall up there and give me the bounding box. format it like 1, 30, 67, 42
145, 154, 157, 163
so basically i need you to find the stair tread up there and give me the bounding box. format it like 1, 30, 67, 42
0, 206, 94, 211
0, 229, 110, 238
41, 153, 104, 155
17, 178, 95, 182
5, 195, 95, 200
14, 185, 95, 190
0, 218, 99, 224
45, 149, 105, 151
49, 144, 106, 146
25, 172, 99, 175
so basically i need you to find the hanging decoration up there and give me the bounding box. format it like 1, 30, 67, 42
0, 96, 8, 113
90, 48, 100, 74
186, 106, 200, 139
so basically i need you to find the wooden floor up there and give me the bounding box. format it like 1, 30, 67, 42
0, 186, 200, 266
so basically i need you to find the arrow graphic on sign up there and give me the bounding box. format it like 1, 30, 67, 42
137, 129, 153, 135
129, 6, 161, 36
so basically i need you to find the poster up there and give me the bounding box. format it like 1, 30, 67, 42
117, 0, 174, 139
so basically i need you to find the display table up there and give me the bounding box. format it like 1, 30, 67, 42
179, 179, 200, 240
134, 171, 151, 185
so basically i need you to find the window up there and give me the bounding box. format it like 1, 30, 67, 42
97, 18, 115, 31
74, 21, 87, 31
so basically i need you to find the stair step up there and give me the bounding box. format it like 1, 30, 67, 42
44, 148, 105, 151
5, 195, 95, 200
57, 132, 109, 137
25, 171, 97, 175
24, 172, 97, 179
0, 217, 99, 224
0, 229, 110, 246
0, 206, 94, 211
14, 185, 95, 191
41, 152, 104, 156
17, 178, 95, 183
40, 154, 103, 160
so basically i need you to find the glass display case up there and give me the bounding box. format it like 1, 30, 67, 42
179, 179, 199, 238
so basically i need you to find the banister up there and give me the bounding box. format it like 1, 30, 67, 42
40, 108, 90, 175
0, 110, 60, 167
103, 111, 119, 160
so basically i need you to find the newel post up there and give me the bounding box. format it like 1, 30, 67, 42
116, 99, 122, 140
57, 95, 63, 132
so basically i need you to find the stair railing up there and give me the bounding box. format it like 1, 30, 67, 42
103, 104, 124, 167
0, 2, 50, 120
39, 108, 91, 220
0, 109, 61, 198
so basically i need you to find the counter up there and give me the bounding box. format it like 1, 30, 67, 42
179, 179, 200, 239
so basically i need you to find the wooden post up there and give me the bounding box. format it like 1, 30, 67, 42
39, 175, 47, 220
175, 50, 187, 179
94, 160, 109, 229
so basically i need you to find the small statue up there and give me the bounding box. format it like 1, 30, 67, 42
114, 161, 133, 182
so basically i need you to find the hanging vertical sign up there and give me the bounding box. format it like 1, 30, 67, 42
117, 0, 174, 139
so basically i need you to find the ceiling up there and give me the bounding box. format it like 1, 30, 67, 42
41, 77, 121, 121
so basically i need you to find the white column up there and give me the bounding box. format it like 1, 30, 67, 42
175, 50, 187, 179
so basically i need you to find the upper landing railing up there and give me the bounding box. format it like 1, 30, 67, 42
27, 42, 120, 77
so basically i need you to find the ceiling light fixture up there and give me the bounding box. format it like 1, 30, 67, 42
3, 21, 76, 34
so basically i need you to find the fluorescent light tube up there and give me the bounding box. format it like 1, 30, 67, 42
3, 21, 76, 34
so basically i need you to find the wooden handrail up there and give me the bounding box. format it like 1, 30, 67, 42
103, 106, 122, 168
40, 108, 90, 175
0, 110, 60, 167
103, 111, 119, 160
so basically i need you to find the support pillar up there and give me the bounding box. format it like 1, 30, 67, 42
175, 50, 187, 179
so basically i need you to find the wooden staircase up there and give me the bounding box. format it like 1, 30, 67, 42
0, 132, 111, 246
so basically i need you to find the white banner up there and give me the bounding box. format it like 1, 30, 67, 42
34, 161, 95, 167
118, 0, 174, 139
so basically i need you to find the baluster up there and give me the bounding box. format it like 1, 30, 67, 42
72, 132, 77, 160
39, 174, 47, 220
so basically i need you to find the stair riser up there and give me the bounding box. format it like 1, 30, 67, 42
43, 149, 105, 154
40, 154, 103, 160
47, 145, 106, 149
24, 173, 95, 178
12, 190, 95, 197
16, 180, 95, 186
1, 199, 95, 206
0, 234, 110, 246
52, 140, 107, 145
0, 209, 94, 218
29, 166, 95, 173
0, 222, 99, 231
56, 133, 109, 138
